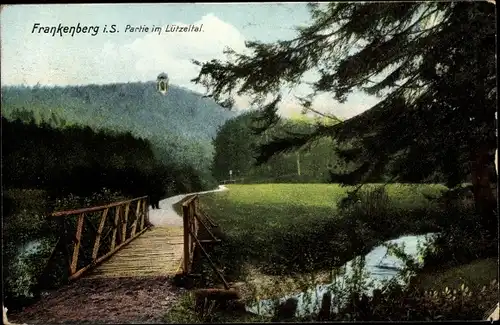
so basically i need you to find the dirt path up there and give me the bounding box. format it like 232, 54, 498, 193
148, 185, 228, 226
9, 277, 183, 324
7, 185, 229, 324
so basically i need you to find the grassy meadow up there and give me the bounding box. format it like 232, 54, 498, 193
195, 183, 449, 281
166, 182, 498, 323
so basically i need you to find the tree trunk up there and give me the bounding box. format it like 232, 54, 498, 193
470, 145, 497, 237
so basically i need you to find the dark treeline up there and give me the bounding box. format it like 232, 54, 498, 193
1, 111, 213, 308
212, 111, 359, 183
1, 82, 237, 194
1, 113, 216, 205
211, 110, 488, 185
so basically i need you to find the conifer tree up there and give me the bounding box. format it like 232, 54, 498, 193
192, 2, 497, 232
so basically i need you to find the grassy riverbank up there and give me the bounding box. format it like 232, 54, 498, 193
165, 183, 497, 322
409, 257, 498, 293
197, 183, 446, 277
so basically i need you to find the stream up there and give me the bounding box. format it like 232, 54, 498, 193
245, 233, 437, 318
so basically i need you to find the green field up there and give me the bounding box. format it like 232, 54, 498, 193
197, 183, 449, 279
169, 183, 496, 322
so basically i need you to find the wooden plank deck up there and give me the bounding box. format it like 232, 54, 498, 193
86, 226, 184, 278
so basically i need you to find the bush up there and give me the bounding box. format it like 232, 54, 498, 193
339, 186, 393, 237
419, 186, 497, 271
337, 185, 442, 242
327, 279, 498, 321
2, 189, 53, 307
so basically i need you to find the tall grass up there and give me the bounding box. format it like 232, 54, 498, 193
197, 183, 447, 280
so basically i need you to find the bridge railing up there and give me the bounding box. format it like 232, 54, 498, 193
44, 196, 150, 281
181, 195, 228, 289
182, 195, 199, 274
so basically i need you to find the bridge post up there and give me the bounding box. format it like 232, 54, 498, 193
146, 197, 150, 226
131, 202, 140, 236
122, 203, 130, 243
111, 206, 121, 251
140, 199, 147, 229
92, 208, 109, 260
193, 197, 203, 264
182, 204, 190, 274
70, 213, 85, 275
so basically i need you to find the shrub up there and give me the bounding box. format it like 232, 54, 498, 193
328, 279, 498, 321
339, 186, 399, 239
420, 187, 497, 271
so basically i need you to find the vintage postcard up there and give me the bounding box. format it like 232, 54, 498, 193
1, 2, 498, 324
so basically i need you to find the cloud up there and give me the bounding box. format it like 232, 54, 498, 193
2, 13, 247, 87
110, 13, 249, 89
2, 11, 376, 119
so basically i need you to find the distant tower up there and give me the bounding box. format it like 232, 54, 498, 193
157, 72, 169, 95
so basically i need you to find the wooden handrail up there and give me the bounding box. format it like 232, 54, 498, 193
181, 195, 228, 288
51, 196, 148, 217
187, 225, 229, 290
182, 194, 198, 207
41, 196, 150, 282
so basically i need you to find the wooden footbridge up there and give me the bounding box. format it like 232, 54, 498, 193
41, 194, 227, 287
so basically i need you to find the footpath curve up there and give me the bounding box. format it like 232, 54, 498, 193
148, 185, 228, 226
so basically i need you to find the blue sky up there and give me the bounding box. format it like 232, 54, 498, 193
1, 3, 379, 118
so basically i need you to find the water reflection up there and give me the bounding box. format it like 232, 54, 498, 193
246, 233, 436, 317
18, 240, 43, 258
